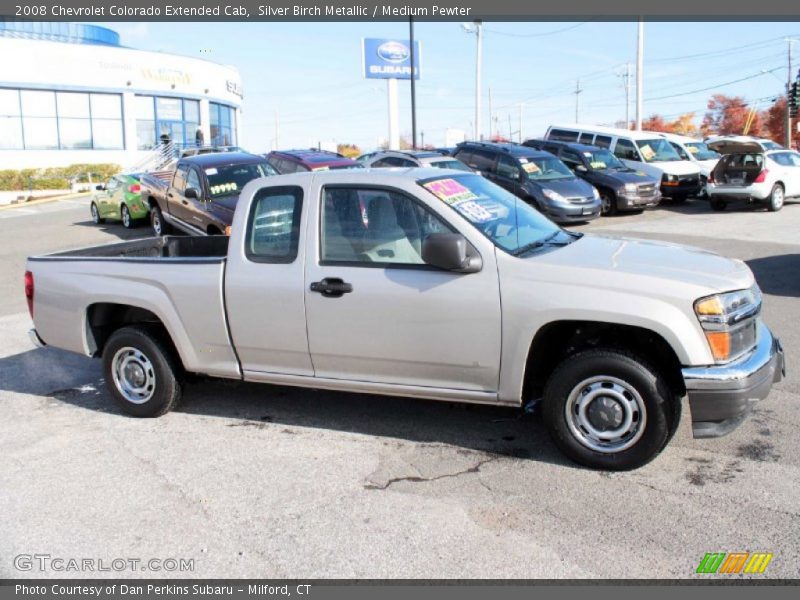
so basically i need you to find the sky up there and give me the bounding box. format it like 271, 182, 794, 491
99, 20, 800, 152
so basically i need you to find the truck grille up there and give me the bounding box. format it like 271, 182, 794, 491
638, 183, 657, 196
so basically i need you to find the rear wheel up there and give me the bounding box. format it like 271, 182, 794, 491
710, 198, 727, 211
542, 349, 675, 470
102, 326, 182, 417
121, 204, 136, 229
90, 202, 104, 224
600, 190, 617, 216
768, 184, 784, 212
151, 204, 170, 236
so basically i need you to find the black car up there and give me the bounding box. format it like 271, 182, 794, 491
524, 139, 662, 216
452, 141, 601, 223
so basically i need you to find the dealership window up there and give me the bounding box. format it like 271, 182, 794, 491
0, 88, 122, 150
210, 102, 236, 146
136, 96, 201, 149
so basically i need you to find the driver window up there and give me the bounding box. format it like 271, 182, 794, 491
670, 142, 689, 160
185, 168, 202, 194
560, 150, 581, 170
321, 187, 450, 266
614, 139, 639, 161
496, 155, 521, 180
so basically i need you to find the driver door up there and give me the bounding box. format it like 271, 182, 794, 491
304, 183, 502, 393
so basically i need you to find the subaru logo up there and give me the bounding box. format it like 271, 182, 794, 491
377, 41, 410, 63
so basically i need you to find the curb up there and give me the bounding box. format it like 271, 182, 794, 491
0, 192, 93, 212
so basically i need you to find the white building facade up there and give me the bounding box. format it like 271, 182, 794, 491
0, 22, 243, 170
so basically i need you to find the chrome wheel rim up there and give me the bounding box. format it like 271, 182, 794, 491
153, 212, 162, 235
564, 375, 647, 454
122, 206, 130, 227
91, 204, 99, 223
600, 193, 612, 215
111, 346, 156, 404
772, 187, 784, 208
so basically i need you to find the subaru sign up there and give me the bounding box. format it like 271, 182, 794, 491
362, 38, 421, 80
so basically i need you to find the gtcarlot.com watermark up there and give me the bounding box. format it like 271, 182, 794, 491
14, 553, 195, 573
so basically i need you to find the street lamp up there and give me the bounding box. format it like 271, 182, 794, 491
462, 21, 483, 140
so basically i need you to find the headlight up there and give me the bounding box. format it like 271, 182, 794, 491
694, 285, 761, 362
663, 174, 677, 182
592, 187, 600, 199
542, 189, 568, 203
624, 183, 638, 193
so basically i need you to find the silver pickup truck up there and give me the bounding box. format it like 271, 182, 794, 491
25, 168, 785, 470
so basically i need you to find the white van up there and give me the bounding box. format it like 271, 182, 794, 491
657, 133, 721, 191
545, 124, 703, 200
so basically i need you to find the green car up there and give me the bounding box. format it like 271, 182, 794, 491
90, 173, 149, 229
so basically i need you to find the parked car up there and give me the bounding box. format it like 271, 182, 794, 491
434, 146, 457, 156
140, 152, 277, 236
266, 149, 360, 173
362, 150, 472, 171
453, 141, 601, 223
657, 133, 721, 197
26, 168, 784, 470
545, 124, 702, 201
705, 135, 783, 155
90, 173, 148, 229
706, 142, 800, 212
524, 139, 661, 216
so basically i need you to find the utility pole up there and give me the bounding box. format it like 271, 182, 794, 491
636, 18, 644, 130
620, 62, 632, 129
474, 21, 483, 140
488, 86, 493, 140
421, 130, 425, 148
786, 38, 795, 148
508, 113, 512, 141
574, 79, 582, 122
274, 109, 279, 150
518, 103, 523, 142
409, 16, 417, 149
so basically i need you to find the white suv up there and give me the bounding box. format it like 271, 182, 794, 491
707, 145, 800, 212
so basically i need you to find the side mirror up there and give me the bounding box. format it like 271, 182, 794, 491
96, 184, 105, 191
575, 165, 588, 173
184, 187, 199, 200
422, 233, 482, 273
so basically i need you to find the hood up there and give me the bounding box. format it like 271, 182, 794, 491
532, 177, 594, 199
527, 234, 753, 293
651, 160, 701, 176
598, 168, 657, 185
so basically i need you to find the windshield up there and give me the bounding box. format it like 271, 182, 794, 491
762, 140, 782, 150
419, 174, 566, 255
205, 162, 276, 197
581, 149, 626, 171
684, 142, 720, 161
429, 158, 472, 172
636, 138, 682, 163
520, 156, 575, 181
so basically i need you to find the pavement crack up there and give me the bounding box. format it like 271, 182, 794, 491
365, 456, 498, 491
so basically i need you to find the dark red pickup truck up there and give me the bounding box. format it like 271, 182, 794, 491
141, 152, 277, 236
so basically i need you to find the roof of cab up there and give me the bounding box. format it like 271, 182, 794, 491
547, 123, 673, 141
181, 152, 266, 166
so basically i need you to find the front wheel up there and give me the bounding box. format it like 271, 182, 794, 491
102, 326, 183, 417
90, 202, 104, 224
768, 184, 784, 212
599, 190, 617, 216
151, 204, 171, 236
542, 349, 675, 470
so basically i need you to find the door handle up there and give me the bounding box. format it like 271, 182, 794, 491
167, 192, 174, 198
310, 277, 353, 298
182, 200, 189, 205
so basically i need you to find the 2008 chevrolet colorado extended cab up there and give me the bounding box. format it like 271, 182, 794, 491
25, 169, 785, 469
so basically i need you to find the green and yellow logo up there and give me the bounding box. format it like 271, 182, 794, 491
696, 552, 773, 574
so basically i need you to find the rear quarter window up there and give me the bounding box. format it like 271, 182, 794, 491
548, 129, 579, 142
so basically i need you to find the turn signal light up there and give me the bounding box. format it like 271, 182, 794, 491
224, 225, 232, 236
753, 170, 769, 184
705, 331, 731, 362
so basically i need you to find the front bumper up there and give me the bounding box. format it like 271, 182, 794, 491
28, 328, 46, 348
617, 190, 662, 210
682, 322, 784, 438
545, 199, 601, 223
707, 183, 772, 202
661, 179, 702, 198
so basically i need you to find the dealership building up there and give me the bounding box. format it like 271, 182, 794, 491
0, 22, 243, 170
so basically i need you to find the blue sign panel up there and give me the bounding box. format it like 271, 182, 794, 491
362, 38, 421, 80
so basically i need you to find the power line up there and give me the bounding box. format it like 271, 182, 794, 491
483, 21, 590, 38
646, 66, 784, 101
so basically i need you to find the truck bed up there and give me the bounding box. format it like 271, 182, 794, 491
43, 235, 229, 260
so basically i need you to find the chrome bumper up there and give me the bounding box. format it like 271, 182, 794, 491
682, 322, 784, 438
28, 328, 46, 348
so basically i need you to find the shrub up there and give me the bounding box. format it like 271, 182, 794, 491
0, 163, 122, 191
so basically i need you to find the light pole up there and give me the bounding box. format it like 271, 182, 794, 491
462, 21, 483, 140
636, 18, 644, 131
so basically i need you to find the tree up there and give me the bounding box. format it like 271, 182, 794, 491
670, 113, 698, 136
336, 143, 361, 158
641, 114, 670, 132
702, 94, 761, 137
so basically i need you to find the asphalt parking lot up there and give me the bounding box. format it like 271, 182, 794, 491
0, 196, 798, 579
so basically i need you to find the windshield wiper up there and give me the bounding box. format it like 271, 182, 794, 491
512, 230, 570, 256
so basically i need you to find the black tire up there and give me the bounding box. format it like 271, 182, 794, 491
542, 348, 675, 470
102, 326, 183, 418
670, 194, 687, 203
90, 202, 105, 224
151, 203, 171, 236
710, 198, 727, 211
599, 189, 617, 216
768, 184, 784, 212
121, 204, 136, 229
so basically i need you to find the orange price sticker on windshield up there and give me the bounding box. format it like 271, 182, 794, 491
423, 178, 478, 204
